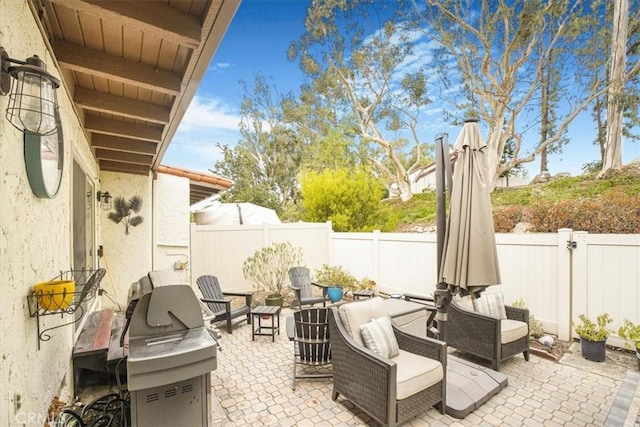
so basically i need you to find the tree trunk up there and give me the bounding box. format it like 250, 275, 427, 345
594, 95, 606, 161
540, 41, 550, 174
599, 0, 628, 178
397, 176, 413, 202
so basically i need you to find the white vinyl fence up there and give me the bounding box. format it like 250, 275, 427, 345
190, 223, 640, 344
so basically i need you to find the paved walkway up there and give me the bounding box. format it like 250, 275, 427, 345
209, 307, 639, 427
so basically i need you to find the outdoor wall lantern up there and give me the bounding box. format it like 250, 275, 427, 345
0, 46, 61, 136
97, 191, 113, 210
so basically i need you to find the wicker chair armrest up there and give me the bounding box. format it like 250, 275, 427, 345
505, 305, 529, 323
393, 325, 447, 365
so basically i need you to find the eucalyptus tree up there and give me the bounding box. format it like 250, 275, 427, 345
537, 12, 569, 174
600, 0, 633, 177
289, 0, 433, 201
406, 0, 640, 186
576, 0, 639, 175
213, 74, 303, 213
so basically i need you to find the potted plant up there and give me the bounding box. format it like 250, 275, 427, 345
618, 319, 640, 370
313, 264, 357, 303
574, 313, 612, 362
242, 242, 302, 307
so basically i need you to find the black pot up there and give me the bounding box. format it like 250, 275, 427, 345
265, 293, 283, 307
580, 338, 606, 362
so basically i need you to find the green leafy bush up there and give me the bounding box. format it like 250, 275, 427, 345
355, 277, 377, 291
511, 299, 544, 338
618, 319, 640, 351
242, 242, 302, 296
313, 264, 357, 291
301, 168, 386, 232
574, 313, 612, 342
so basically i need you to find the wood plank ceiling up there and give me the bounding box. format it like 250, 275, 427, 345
34, 0, 238, 201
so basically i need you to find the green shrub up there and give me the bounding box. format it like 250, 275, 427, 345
313, 264, 358, 291
242, 242, 302, 296
618, 319, 640, 351
301, 168, 386, 232
355, 277, 377, 291
574, 313, 612, 341
511, 299, 544, 338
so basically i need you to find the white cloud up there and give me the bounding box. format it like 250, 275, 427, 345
180, 96, 241, 131
163, 96, 243, 172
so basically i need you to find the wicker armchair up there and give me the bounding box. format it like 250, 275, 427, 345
439, 296, 530, 371
328, 299, 446, 427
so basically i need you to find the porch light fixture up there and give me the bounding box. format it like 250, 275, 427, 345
97, 191, 112, 210
0, 46, 61, 136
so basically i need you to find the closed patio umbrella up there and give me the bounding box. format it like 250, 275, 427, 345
438, 118, 500, 300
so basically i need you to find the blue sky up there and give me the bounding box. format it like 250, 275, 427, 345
163, 0, 639, 178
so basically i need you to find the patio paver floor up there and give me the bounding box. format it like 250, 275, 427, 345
208, 307, 638, 426
78, 307, 639, 426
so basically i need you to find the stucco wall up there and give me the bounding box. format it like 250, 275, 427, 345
0, 1, 99, 425
99, 171, 153, 308
153, 173, 191, 283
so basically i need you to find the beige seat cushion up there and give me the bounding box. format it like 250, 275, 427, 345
392, 349, 444, 400
501, 319, 528, 344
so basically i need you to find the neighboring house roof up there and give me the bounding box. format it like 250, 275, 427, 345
412, 151, 459, 183
36, 0, 240, 176
158, 165, 233, 205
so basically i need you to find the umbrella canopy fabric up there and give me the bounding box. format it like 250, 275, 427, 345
439, 120, 500, 297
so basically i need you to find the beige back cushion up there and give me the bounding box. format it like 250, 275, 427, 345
453, 294, 475, 312
338, 297, 388, 346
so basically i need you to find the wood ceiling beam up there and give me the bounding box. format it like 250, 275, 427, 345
75, 87, 170, 124
99, 160, 150, 176
95, 149, 153, 166
49, 0, 202, 47
85, 115, 164, 142
55, 40, 181, 95
91, 134, 158, 156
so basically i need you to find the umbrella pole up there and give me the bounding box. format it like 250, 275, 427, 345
435, 133, 452, 323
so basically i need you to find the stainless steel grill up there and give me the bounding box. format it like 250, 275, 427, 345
125, 272, 217, 427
